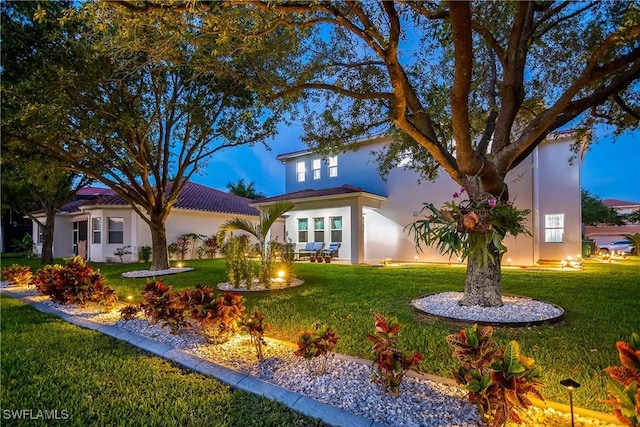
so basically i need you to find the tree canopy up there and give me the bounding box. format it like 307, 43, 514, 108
581, 190, 625, 226
226, 179, 266, 200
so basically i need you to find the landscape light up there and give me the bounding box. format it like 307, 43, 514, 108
560, 378, 580, 427
507, 258, 512, 267
176, 262, 184, 268
277, 270, 285, 279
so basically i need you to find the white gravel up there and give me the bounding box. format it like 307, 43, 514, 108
121, 267, 194, 278
412, 292, 564, 324
2, 284, 615, 426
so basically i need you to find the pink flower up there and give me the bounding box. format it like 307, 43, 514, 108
452, 192, 460, 199
488, 199, 497, 208
460, 188, 466, 194
506, 200, 513, 206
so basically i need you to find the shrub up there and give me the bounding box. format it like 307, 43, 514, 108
1, 264, 32, 287
168, 242, 179, 260
367, 313, 422, 397
605, 332, 640, 426
294, 323, 339, 375
138, 245, 152, 263
243, 310, 269, 361
446, 324, 543, 426
201, 235, 219, 258
114, 245, 132, 263
176, 235, 190, 261
33, 257, 117, 307
139, 281, 189, 334
12, 233, 34, 258
120, 304, 141, 320
221, 234, 255, 288
184, 288, 245, 344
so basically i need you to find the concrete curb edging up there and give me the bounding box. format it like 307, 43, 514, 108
0, 289, 379, 427
1, 288, 621, 426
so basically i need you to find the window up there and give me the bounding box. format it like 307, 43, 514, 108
37, 224, 44, 244
92, 217, 102, 244
330, 216, 343, 242
297, 218, 308, 242
328, 156, 338, 177
314, 217, 325, 242
296, 161, 306, 182
108, 217, 124, 244
312, 159, 321, 180
544, 214, 564, 243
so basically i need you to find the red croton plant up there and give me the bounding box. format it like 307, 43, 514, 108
605, 332, 640, 426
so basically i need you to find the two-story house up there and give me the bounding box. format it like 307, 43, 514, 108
253, 133, 582, 265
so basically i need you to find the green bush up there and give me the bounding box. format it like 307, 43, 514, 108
138, 245, 152, 263
221, 234, 255, 288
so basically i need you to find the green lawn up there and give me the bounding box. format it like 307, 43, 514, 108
0, 295, 325, 426
2, 255, 639, 413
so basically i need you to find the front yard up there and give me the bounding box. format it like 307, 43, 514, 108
2, 255, 639, 415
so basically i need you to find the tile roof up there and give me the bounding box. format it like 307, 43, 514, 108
57, 181, 259, 216
253, 184, 384, 203
603, 198, 640, 207
76, 187, 117, 197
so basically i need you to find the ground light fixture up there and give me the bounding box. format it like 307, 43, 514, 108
176, 262, 184, 268
560, 378, 580, 427
277, 270, 285, 279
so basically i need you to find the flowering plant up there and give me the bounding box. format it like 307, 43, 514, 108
407, 188, 531, 266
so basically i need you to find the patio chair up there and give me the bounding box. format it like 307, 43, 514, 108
296, 242, 320, 259
326, 242, 341, 258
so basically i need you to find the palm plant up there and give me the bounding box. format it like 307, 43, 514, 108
623, 233, 640, 256
218, 201, 294, 286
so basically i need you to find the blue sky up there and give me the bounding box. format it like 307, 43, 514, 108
193, 124, 640, 202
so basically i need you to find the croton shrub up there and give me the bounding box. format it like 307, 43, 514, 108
1, 264, 32, 287
605, 332, 640, 426
294, 323, 340, 375
446, 324, 543, 427
32, 257, 117, 307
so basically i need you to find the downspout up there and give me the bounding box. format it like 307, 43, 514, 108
532, 148, 540, 264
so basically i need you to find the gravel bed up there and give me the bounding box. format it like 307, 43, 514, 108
121, 267, 194, 278
412, 292, 564, 324
1, 284, 617, 426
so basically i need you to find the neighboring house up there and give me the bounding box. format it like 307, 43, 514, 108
253, 132, 582, 265
585, 198, 640, 247
31, 182, 283, 263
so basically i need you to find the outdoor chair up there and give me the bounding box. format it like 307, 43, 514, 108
296, 242, 324, 259
325, 242, 341, 258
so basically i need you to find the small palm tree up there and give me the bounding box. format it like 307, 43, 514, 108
226, 179, 266, 200
218, 201, 294, 285
623, 233, 640, 256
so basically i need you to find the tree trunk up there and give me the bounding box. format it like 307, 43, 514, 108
149, 222, 170, 271
459, 242, 503, 307
40, 207, 56, 265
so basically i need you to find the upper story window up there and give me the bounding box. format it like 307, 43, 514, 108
92, 217, 102, 244
312, 159, 321, 180
296, 161, 306, 182
328, 156, 338, 177
108, 217, 124, 244
297, 218, 308, 243
544, 214, 564, 243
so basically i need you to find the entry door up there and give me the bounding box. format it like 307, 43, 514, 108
73, 221, 88, 256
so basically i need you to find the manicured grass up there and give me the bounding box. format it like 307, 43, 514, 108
0, 295, 325, 426
3, 256, 639, 413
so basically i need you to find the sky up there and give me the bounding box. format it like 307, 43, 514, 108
192, 123, 640, 203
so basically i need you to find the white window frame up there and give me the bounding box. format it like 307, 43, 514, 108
297, 218, 308, 243
328, 156, 338, 177
37, 224, 44, 244
330, 216, 343, 242
313, 217, 325, 242
312, 158, 321, 180
296, 161, 306, 182
108, 217, 124, 244
544, 214, 564, 243
92, 217, 102, 244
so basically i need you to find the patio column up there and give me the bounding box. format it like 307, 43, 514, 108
349, 198, 364, 264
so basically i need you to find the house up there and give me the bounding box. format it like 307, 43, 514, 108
585, 198, 640, 247
252, 132, 582, 265
31, 182, 283, 263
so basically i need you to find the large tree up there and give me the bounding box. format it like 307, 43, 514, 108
4, 3, 294, 270
248, 1, 639, 306
581, 190, 625, 226
1, 1, 92, 265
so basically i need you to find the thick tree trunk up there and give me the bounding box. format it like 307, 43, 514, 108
40, 208, 56, 265
149, 222, 170, 271
459, 242, 503, 307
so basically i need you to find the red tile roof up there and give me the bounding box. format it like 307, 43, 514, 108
76, 187, 117, 197
602, 199, 640, 207
58, 182, 259, 216
254, 184, 384, 203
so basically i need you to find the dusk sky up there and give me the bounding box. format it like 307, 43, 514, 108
193, 123, 640, 203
